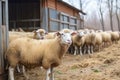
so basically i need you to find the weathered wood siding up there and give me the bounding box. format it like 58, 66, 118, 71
44, 0, 79, 17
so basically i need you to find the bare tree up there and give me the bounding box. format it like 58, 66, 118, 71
79, 0, 90, 28
79, 0, 84, 28
107, 0, 114, 31
98, 0, 105, 31
115, 0, 120, 31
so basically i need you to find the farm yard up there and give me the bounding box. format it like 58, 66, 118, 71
1, 0, 120, 80
15, 40, 120, 80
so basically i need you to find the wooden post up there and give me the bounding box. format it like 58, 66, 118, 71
0, 3, 4, 78
0, 0, 9, 79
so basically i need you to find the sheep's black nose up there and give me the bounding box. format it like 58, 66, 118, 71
67, 40, 72, 44
40, 37, 44, 39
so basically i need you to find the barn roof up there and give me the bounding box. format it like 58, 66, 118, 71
57, 0, 86, 15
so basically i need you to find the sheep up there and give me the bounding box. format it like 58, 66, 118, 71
9, 30, 56, 73
9, 32, 35, 73
109, 31, 120, 43
33, 29, 47, 39
71, 31, 85, 56
83, 33, 94, 54
91, 32, 103, 52
100, 31, 112, 47
5, 31, 72, 80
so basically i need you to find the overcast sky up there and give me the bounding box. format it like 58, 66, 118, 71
63, 0, 99, 18
63, 0, 111, 20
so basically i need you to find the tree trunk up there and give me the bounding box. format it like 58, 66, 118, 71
107, 0, 113, 31
101, 13, 105, 31
116, 0, 120, 31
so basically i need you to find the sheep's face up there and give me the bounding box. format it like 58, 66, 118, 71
78, 31, 85, 37
83, 31, 90, 34
57, 32, 72, 45
34, 29, 48, 39
35, 30, 45, 39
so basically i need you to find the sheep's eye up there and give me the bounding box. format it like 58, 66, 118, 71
61, 33, 64, 35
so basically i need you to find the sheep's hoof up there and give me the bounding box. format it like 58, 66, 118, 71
25, 77, 29, 80
80, 53, 82, 56
74, 52, 77, 55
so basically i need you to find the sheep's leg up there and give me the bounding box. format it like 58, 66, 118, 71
79, 46, 82, 56
9, 66, 14, 80
74, 46, 77, 55
83, 45, 87, 54
90, 45, 94, 53
22, 66, 29, 80
98, 44, 102, 52
16, 64, 21, 73
88, 45, 91, 54
83, 44, 85, 54
98, 45, 100, 52
50, 67, 54, 80
46, 67, 54, 80
46, 67, 51, 80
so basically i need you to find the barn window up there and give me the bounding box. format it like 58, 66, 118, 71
60, 13, 77, 30
50, 21, 59, 31
49, 9, 58, 19
48, 8, 77, 31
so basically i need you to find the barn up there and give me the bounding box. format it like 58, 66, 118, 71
8, 0, 86, 31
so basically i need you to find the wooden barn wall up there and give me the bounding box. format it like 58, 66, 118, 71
47, 0, 56, 9
45, 0, 79, 17
9, 2, 40, 31
42, 0, 81, 31
41, 8, 49, 31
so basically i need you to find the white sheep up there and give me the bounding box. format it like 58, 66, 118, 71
109, 31, 120, 43
33, 29, 47, 39
100, 31, 112, 47
83, 33, 94, 54
9, 31, 56, 73
91, 32, 103, 52
5, 32, 72, 80
72, 31, 85, 55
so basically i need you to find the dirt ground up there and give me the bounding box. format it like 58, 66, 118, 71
15, 41, 120, 80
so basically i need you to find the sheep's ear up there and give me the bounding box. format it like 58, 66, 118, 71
56, 32, 61, 36
32, 30, 36, 33
45, 32, 48, 34
71, 31, 77, 36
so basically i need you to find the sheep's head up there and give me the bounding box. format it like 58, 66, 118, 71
56, 32, 72, 45
78, 31, 85, 37
34, 29, 47, 39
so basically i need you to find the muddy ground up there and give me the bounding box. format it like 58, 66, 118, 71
15, 41, 120, 80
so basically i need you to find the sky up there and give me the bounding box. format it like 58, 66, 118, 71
62, 0, 117, 18
63, 0, 99, 19
63, 0, 120, 30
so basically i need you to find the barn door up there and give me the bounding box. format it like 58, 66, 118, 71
0, 0, 9, 80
